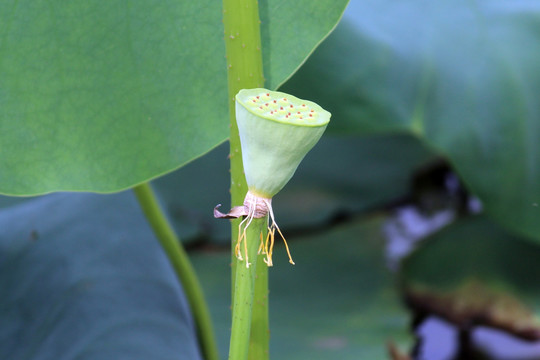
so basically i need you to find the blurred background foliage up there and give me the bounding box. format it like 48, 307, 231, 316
2, 0, 540, 359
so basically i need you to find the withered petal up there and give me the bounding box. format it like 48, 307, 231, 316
213, 204, 248, 219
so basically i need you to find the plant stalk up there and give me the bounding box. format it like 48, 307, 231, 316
248, 253, 269, 358
222, 0, 269, 359
133, 183, 219, 360
229, 217, 266, 360
222, 0, 264, 281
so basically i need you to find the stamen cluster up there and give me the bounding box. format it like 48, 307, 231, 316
235, 191, 294, 268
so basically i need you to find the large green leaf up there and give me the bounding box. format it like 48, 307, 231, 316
0, 193, 203, 359
0, 0, 348, 195
281, 1, 540, 240
0, 133, 434, 244
192, 217, 411, 359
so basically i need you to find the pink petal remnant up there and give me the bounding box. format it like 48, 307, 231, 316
213, 204, 248, 219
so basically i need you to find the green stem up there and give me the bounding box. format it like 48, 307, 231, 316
133, 183, 219, 360
223, 0, 264, 289
249, 254, 269, 358
222, 0, 269, 359
229, 217, 266, 360
223, 0, 264, 287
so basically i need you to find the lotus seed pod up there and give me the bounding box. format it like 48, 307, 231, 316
235, 88, 331, 198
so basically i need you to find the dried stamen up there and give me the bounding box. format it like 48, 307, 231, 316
214, 190, 295, 267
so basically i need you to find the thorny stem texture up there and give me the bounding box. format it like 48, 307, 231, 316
223, 0, 264, 282
249, 252, 269, 358
223, 0, 269, 359
133, 183, 219, 360
229, 217, 267, 360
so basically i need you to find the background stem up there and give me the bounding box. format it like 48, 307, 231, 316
222, 0, 269, 359
133, 183, 219, 360
228, 217, 266, 360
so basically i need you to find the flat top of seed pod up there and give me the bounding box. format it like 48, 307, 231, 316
236, 88, 331, 127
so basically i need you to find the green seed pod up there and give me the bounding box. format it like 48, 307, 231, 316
235, 88, 331, 198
